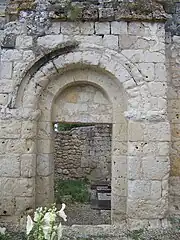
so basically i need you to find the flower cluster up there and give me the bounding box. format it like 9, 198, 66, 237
26, 204, 67, 240
0, 227, 6, 235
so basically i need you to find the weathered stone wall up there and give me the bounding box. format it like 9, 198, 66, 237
54, 125, 112, 182
166, 35, 180, 216
0, 0, 177, 230
53, 84, 112, 123
164, 1, 180, 218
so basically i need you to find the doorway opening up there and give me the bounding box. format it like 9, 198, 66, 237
53, 122, 112, 225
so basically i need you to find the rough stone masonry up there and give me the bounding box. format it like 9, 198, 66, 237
0, 0, 180, 231
54, 124, 112, 181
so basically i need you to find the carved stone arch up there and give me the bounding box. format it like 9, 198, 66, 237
13, 43, 143, 112
15, 43, 147, 225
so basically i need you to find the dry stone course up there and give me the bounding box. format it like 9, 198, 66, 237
54, 125, 112, 181
0, 0, 179, 232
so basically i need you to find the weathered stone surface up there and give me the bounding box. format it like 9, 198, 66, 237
54, 125, 112, 181
0, 120, 21, 139
127, 197, 168, 219
20, 154, 36, 178
0, 155, 20, 177
0, 178, 35, 197
16, 35, 33, 49
0, 0, 178, 229
0, 197, 15, 216
0, 61, 13, 79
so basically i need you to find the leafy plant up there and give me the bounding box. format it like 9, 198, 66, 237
0, 233, 12, 240
127, 229, 144, 240
55, 179, 90, 204
26, 204, 67, 240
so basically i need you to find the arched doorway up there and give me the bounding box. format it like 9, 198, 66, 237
36, 68, 127, 223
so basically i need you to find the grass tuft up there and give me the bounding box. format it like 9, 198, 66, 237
55, 179, 90, 204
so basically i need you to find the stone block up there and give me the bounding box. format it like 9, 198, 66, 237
0, 80, 13, 93
99, 8, 114, 20
16, 35, 33, 49
0, 178, 35, 197
80, 22, 94, 35
136, 63, 155, 82
38, 121, 54, 140
46, 22, 61, 35
0, 155, 20, 177
111, 21, 127, 34
171, 124, 180, 141
95, 22, 110, 35
112, 123, 128, 142
102, 35, 118, 50
154, 63, 167, 82
112, 176, 127, 197
128, 22, 147, 36
148, 82, 167, 97
119, 35, 138, 49
170, 154, 180, 176
1, 34, 16, 49
36, 175, 54, 206
74, 35, 102, 46
0, 94, 8, 105
169, 177, 180, 196
37, 139, 54, 154
142, 156, 170, 180
0, 197, 15, 216
21, 121, 37, 139
112, 155, 127, 178
128, 219, 150, 231
23, 50, 35, 62
2, 139, 36, 155
21, 154, 36, 178
111, 195, 127, 222
151, 181, 162, 200
128, 121, 144, 141
112, 141, 127, 156
37, 34, 64, 49
1, 49, 22, 61
127, 197, 168, 219
121, 49, 165, 63
158, 142, 169, 156
0, 61, 12, 79
128, 156, 142, 180
61, 22, 80, 35
0, 120, 21, 139
144, 122, 170, 142
37, 154, 54, 176
169, 195, 180, 215
15, 197, 35, 215
128, 180, 151, 200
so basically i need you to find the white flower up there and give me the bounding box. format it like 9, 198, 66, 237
0, 227, 6, 235
42, 225, 51, 240
57, 204, 67, 222
26, 215, 34, 235
43, 211, 56, 225
57, 223, 62, 240
34, 211, 41, 222
50, 231, 56, 240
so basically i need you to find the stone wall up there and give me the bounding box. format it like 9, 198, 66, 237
0, 0, 178, 230
166, 34, 180, 216
54, 125, 112, 182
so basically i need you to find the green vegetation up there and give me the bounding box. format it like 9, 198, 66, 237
0, 232, 26, 240
56, 123, 93, 131
127, 229, 144, 240
0, 233, 11, 240
55, 179, 90, 204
